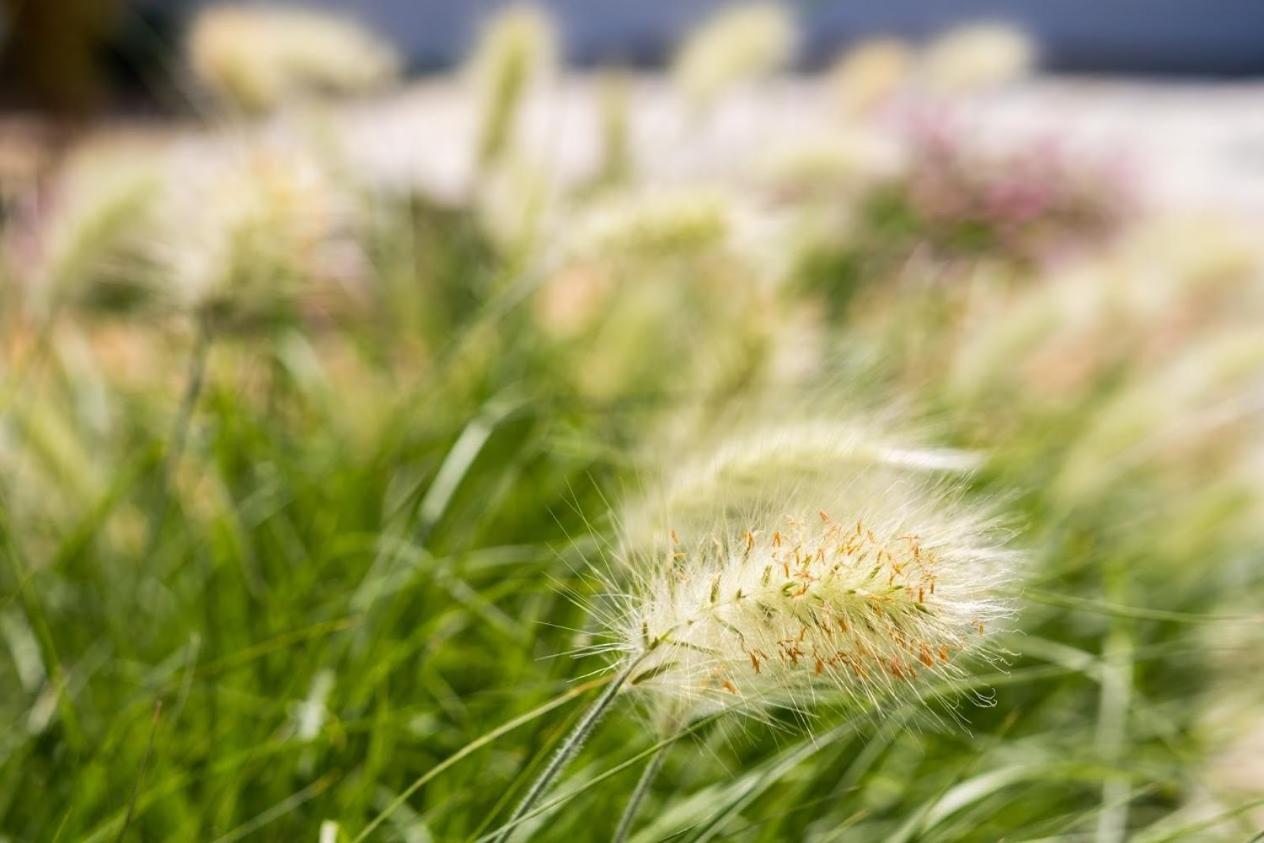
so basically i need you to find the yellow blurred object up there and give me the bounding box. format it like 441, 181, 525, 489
186, 4, 400, 113
829, 38, 913, 117
29, 137, 167, 315
672, 3, 797, 108
157, 136, 358, 326
920, 23, 1034, 95
466, 5, 558, 169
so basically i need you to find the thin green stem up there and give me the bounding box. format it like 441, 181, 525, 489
114, 701, 163, 843
164, 318, 212, 484
611, 739, 668, 843
1094, 569, 1134, 843
476, 715, 719, 843
144, 318, 211, 555
490, 657, 643, 843
0, 502, 85, 752
352, 675, 609, 843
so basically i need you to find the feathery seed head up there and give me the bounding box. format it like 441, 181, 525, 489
758, 131, 904, 198
187, 5, 400, 113
621, 418, 981, 551
948, 213, 1261, 408
1054, 330, 1264, 504
158, 137, 358, 329
600, 418, 1015, 720
829, 38, 913, 117
594, 70, 634, 187
920, 23, 1034, 96
467, 6, 558, 168
536, 186, 792, 401
672, 4, 797, 108
1124, 214, 1261, 292
611, 471, 1013, 718
28, 141, 166, 317
568, 189, 730, 263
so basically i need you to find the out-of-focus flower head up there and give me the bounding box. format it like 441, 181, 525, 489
949, 212, 1263, 410
593, 69, 634, 187
566, 188, 731, 264
534, 187, 735, 345
758, 130, 905, 200
25, 138, 167, 317
187, 4, 400, 114
466, 5, 558, 170
157, 135, 360, 330
919, 22, 1035, 96
534, 186, 786, 402
672, 3, 797, 109
829, 38, 913, 117
899, 121, 1130, 262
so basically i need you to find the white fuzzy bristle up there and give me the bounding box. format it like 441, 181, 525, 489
599, 437, 1016, 720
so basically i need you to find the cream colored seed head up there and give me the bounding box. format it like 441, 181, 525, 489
187, 4, 399, 113
920, 23, 1034, 95
567, 189, 731, 262
608, 468, 1015, 718
620, 418, 980, 553
157, 137, 355, 320
466, 5, 558, 167
829, 38, 913, 116
672, 3, 797, 107
468, 5, 557, 85
30, 141, 165, 314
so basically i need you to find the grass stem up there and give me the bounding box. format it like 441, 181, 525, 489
611, 739, 667, 843
164, 318, 212, 484
489, 657, 642, 843
1094, 570, 1134, 843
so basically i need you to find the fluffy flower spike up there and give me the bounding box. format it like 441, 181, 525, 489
672, 3, 797, 108
920, 22, 1034, 95
155, 137, 358, 329
187, 4, 399, 113
620, 418, 980, 552
28, 142, 164, 316
602, 429, 1016, 720
467, 5, 558, 169
829, 38, 913, 116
